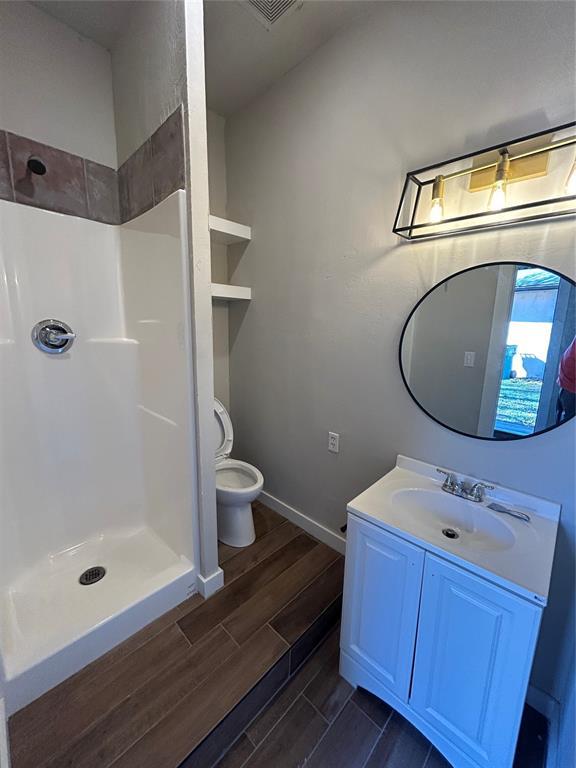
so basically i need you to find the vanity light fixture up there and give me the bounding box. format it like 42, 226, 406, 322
394, 121, 576, 240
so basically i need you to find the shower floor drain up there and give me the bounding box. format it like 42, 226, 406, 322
79, 566, 106, 585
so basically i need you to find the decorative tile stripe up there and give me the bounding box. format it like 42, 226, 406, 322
0, 106, 184, 225
0, 132, 12, 201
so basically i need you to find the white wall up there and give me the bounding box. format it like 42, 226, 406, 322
0, 200, 143, 585
225, 0, 576, 734
208, 109, 231, 407
112, 0, 186, 164
119, 192, 196, 560
0, 1, 117, 167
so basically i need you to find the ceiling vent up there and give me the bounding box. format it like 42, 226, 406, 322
241, 0, 304, 30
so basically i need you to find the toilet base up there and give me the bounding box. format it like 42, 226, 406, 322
217, 501, 256, 548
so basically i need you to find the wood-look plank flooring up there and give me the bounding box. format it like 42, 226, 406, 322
9, 502, 344, 768
213, 624, 549, 768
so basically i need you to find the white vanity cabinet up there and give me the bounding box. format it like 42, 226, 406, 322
340, 516, 424, 701
340, 515, 543, 768
411, 554, 541, 768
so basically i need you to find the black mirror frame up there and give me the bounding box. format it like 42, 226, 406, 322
398, 260, 576, 441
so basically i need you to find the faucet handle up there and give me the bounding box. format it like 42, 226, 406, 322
436, 468, 458, 491
468, 481, 495, 502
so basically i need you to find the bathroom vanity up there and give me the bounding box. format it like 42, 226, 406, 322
340, 456, 560, 768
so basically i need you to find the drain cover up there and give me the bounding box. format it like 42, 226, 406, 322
79, 566, 106, 585
442, 528, 459, 540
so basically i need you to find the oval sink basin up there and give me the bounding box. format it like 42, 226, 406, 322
390, 488, 516, 551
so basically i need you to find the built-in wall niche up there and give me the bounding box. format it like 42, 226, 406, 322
209, 214, 252, 301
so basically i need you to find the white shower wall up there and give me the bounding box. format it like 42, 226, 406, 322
120, 194, 197, 556
0, 203, 143, 581
0, 191, 197, 713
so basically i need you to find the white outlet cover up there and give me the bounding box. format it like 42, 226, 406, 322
328, 432, 340, 453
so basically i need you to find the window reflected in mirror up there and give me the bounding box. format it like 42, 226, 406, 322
400, 263, 575, 440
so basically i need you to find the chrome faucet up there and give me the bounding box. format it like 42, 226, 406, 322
467, 482, 495, 502
436, 469, 459, 493
436, 469, 494, 503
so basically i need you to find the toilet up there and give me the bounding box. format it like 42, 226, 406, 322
214, 398, 264, 547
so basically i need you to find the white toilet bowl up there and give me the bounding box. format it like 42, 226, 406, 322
214, 399, 264, 547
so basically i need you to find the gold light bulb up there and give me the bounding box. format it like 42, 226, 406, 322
429, 175, 445, 223
488, 149, 510, 211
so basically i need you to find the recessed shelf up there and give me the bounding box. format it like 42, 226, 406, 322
209, 215, 251, 245
211, 283, 252, 301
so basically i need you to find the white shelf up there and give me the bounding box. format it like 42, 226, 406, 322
209, 215, 251, 245
211, 283, 252, 302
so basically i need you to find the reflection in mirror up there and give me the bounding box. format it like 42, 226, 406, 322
400, 263, 575, 440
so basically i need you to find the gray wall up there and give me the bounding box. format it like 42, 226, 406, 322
224, 0, 576, 742
112, 0, 185, 164
407, 267, 500, 435
207, 109, 231, 408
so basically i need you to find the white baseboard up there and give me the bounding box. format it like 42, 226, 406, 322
197, 567, 224, 598
260, 491, 346, 555
527, 685, 560, 768
0, 699, 10, 768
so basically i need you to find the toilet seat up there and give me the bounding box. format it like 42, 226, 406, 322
216, 458, 264, 495
213, 399, 263, 491
214, 398, 234, 460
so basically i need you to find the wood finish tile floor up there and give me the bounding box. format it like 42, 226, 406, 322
8, 501, 548, 768
8, 503, 344, 768
213, 625, 549, 768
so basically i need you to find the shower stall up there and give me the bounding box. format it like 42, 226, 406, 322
0, 0, 224, 719
0, 190, 199, 713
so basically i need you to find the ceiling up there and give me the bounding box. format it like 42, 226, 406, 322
204, 1, 375, 116
33, 1, 139, 50
33, 0, 374, 116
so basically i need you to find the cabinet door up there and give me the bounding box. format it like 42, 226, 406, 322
341, 516, 424, 701
410, 554, 541, 768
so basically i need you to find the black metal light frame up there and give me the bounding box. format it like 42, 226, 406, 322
393, 121, 576, 241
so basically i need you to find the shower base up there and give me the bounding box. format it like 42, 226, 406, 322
0, 526, 196, 714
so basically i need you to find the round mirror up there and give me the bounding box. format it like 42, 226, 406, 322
400, 262, 575, 440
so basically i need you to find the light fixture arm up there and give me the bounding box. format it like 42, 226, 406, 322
393, 120, 576, 241
431, 175, 445, 200
438, 134, 576, 184
495, 148, 510, 183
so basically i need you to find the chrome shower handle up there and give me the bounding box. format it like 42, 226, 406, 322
32, 319, 76, 354
47, 330, 76, 343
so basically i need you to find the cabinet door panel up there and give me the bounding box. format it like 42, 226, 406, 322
411, 554, 541, 768
341, 516, 424, 701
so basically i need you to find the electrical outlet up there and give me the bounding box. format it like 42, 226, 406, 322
464, 351, 476, 367
328, 432, 340, 453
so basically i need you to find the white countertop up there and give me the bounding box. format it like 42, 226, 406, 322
347, 455, 561, 605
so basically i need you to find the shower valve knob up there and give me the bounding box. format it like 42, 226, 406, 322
32, 319, 76, 354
